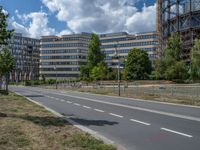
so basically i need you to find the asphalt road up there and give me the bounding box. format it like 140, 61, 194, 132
10, 86, 200, 150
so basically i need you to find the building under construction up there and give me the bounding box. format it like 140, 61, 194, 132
157, 0, 200, 60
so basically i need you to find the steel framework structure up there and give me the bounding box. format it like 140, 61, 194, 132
157, 0, 200, 60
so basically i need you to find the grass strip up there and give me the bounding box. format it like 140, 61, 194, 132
0, 92, 116, 150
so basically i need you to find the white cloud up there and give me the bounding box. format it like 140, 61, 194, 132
126, 3, 156, 33
9, 0, 156, 38
10, 10, 56, 38
57, 29, 72, 36
41, 0, 156, 34
2, 9, 8, 15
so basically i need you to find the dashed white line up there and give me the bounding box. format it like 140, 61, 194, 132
60, 99, 65, 102
53, 93, 200, 122
83, 106, 91, 109
130, 119, 151, 126
109, 113, 123, 118
94, 109, 104, 112
74, 103, 81, 106
66, 101, 72, 104
161, 128, 193, 138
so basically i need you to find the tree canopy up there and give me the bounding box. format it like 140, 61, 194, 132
189, 39, 200, 81
124, 48, 152, 80
87, 34, 104, 69
154, 33, 188, 80
0, 47, 15, 75
80, 64, 90, 81
91, 62, 108, 81
80, 34, 106, 81
0, 6, 14, 45
0, 6, 15, 93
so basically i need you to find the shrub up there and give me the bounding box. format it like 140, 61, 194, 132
47, 79, 56, 85
24, 81, 31, 86
32, 80, 41, 85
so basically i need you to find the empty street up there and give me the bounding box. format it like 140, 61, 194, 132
10, 86, 200, 150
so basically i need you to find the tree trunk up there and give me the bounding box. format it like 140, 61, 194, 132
0, 76, 2, 90
5, 74, 9, 94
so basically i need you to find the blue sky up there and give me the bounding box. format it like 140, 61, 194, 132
0, 0, 156, 38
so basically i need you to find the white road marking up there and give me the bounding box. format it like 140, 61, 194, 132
53, 93, 200, 122
67, 101, 72, 104
83, 106, 91, 109
161, 128, 193, 138
94, 109, 105, 112
69, 89, 200, 109
130, 119, 151, 126
60, 99, 65, 102
14, 92, 116, 147
109, 113, 123, 118
74, 103, 81, 106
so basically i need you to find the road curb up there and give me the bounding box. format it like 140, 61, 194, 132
14, 91, 126, 150
12, 85, 200, 108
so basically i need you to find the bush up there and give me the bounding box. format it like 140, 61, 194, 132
172, 79, 186, 83
24, 81, 31, 86
164, 61, 189, 80
149, 71, 162, 80
47, 79, 56, 85
32, 80, 41, 85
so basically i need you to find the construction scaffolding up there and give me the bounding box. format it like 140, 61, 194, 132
157, 0, 200, 60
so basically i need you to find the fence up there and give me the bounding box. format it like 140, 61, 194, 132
41, 81, 200, 102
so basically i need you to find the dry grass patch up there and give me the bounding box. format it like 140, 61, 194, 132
0, 93, 116, 150
71, 88, 200, 106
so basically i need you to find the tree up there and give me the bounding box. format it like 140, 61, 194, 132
91, 62, 107, 81
107, 68, 117, 80
0, 6, 15, 93
80, 64, 90, 81
124, 48, 152, 80
189, 39, 200, 81
152, 59, 166, 79
87, 34, 104, 69
0, 47, 15, 93
164, 32, 182, 62
154, 32, 188, 80
0, 6, 14, 45
80, 34, 105, 81
164, 61, 188, 80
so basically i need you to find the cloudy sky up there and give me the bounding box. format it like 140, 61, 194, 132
0, 0, 156, 38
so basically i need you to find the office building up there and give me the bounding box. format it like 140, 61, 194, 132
40, 32, 158, 79
100, 32, 159, 68
40, 33, 90, 79
7, 33, 40, 82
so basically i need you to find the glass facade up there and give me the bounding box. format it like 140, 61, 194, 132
40, 33, 90, 79
40, 32, 158, 79
100, 32, 159, 68
7, 33, 40, 82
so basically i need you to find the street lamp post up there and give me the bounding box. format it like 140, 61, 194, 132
118, 57, 120, 96
54, 66, 58, 89
114, 42, 120, 96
